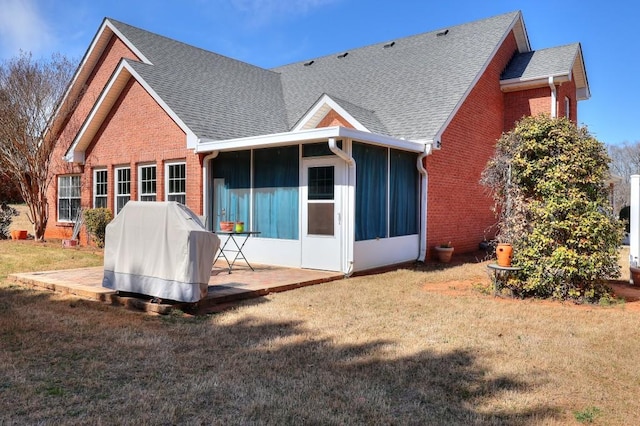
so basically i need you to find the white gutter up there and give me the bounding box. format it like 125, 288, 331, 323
328, 137, 356, 277
417, 142, 434, 262
196, 126, 425, 154
548, 76, 557, 118
201, 151, 219, 230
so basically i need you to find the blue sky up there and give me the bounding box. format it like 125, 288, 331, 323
0, 0, 635, 146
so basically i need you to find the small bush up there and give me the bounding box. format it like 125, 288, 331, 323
0, 203, 18, 239
83, 208, 113, 248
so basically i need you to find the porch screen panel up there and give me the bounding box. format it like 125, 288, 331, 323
212, 151, 250, 230
353, 142, 387, 241
390, 149, 419, 236
253, 146, 299, 239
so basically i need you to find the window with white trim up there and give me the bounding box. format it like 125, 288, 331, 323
115, 166, 131, 214
58, 175, 81, 222
565, 97, 570, 119
166, 162, 186, 204
93, 169, 108, 208
138, 164, 157, 201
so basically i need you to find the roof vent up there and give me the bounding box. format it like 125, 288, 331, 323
436, 29, 449, 37
383, 41, 395, 48
337, 52, 349, 58
304, 60, 315, 66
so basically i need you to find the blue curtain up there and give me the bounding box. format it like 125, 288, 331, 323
253, 146, 299, 239
390, 149, 419, 236
353, 142, 387, 241
212, 151, 250, 229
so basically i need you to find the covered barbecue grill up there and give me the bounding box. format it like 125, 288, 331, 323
102, 201, 219, 302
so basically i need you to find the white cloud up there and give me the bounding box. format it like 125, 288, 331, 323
0, 0, 55, 58
230, 0, 339, 27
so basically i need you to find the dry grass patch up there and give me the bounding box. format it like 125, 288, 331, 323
0, 240, 102, 280
1, 247, 639, 424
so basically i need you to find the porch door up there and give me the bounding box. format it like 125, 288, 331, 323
301, 158, 343, 271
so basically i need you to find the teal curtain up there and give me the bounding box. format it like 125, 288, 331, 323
253, 146, 299, 239
390, 149, 419, 236
212, 151, 250, 229
353, 142, 387, 241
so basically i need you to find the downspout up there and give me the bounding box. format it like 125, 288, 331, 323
417, 142, 434, 262
201, 150, 219, 230
328, 137, 355, 277
548, 76, 557, 118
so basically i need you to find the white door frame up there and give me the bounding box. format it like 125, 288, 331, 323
301, 157, 344, 271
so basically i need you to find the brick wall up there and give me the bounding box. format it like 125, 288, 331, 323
316, 110, 356, 128
424, 32, 519, 258
503, 75, 578, 129
45, 34, 196, 242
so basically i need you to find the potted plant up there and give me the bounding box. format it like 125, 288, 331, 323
495, 241, 513, 267
218, 209, 234, 232
435, 242, 454, 263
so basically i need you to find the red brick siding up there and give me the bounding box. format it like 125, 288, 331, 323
556, 75, 578, 123
503, 86, 552, 130
45, 37, 197, 242
503, 75, 578, 129
316, 110, 356, 129
425, 32, 519, 258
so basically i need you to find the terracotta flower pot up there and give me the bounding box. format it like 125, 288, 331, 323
62, 239, 78, 248
631, 266, 640, 286
496, 243, 513, 267
11, 230, 27, 240
219, 221, 234, 232
435, 246, 454, 263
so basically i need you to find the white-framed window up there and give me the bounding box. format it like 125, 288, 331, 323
166, 161, 186, 204
565, 97, 570, 119
93, 169, 108, 208
58, 175, 81, 222
138, 164, 157, 201
114, 166, 131, 214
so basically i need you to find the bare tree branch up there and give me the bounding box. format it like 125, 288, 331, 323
0, 52, 76, 240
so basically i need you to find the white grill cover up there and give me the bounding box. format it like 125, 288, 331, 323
102, 201, 219, 302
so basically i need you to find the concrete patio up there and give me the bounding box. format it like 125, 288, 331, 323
7, 262, 343, 314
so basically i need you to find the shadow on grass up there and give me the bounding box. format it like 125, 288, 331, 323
0, 285, 559, 424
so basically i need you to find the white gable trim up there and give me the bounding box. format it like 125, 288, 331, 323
103, 19, 152, 65
64, 60, 196, 162
292, 94, 370, 132
50, 19, 153, 144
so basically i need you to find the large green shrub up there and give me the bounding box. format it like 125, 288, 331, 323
83, 208, 113, 248
481, 115, 623, 302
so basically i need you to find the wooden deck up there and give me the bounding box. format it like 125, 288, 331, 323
7, 262, 343, 315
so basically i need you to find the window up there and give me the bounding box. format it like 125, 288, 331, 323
138, 164, 156, 201
166, 162, 186, 204
115, 166, 131, 214
253, 146, 299, 239
58, 175, 81, 222
353, 142, 388, 241
564, 97, 570, 119
389, 149, 419, 237
353, 143, 419, 240
93, 169, 108, 208
212, 151, 250, 230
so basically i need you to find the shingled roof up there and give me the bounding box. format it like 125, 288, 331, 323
500, 43, 590, 100
107, 18, 289, 141
98, 11, 527, 143
273, 11, 523, 142
68, 9, 587, 153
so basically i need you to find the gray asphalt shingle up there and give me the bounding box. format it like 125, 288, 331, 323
106, 11, 524, 142
501, 43, 580, 81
